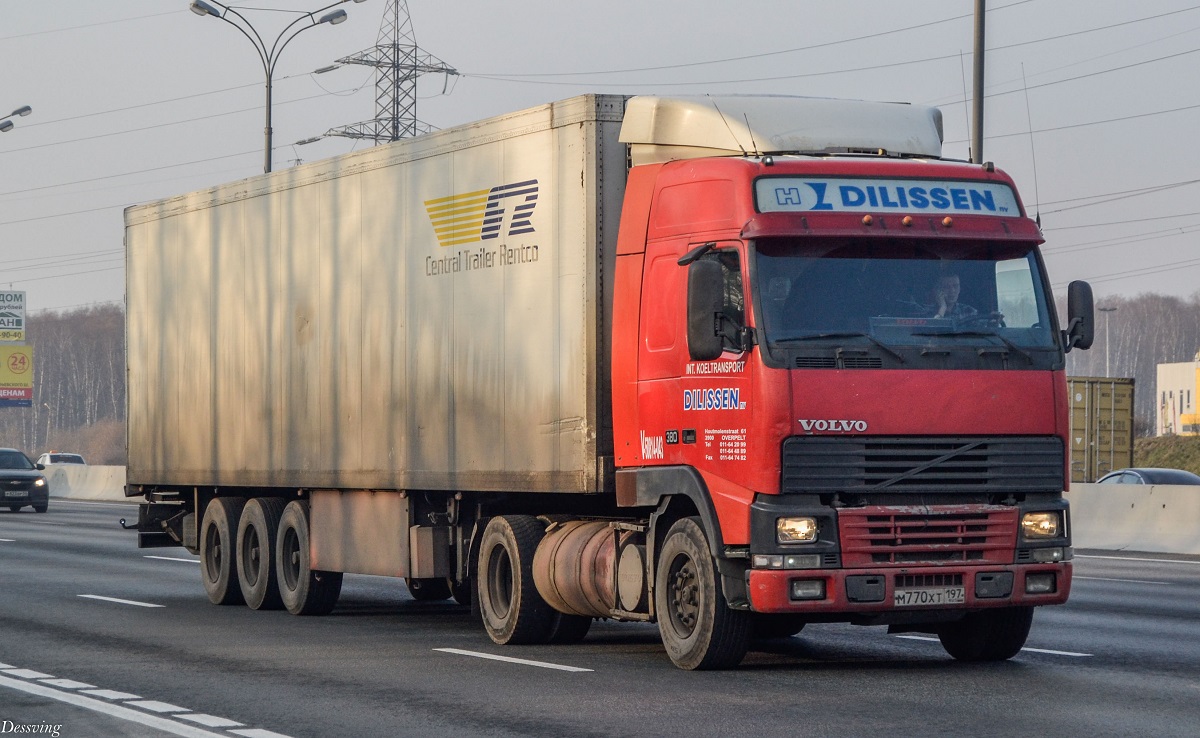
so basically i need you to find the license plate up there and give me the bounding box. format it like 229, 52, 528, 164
894, 586, 965, 607
4, 490, 27, 498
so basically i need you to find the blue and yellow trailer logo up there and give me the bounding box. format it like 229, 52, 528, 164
424, 180, 539, 247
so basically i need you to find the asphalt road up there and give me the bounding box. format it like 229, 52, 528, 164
2, 500, 1199, 738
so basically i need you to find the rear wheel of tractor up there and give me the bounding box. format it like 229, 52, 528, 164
237, 497, 287, 610
200, 497, 246, 606
406, 577, 452, 601
276, 500, 343, 615
450, 577, 473, 607
751, 614, 806, 640
545, 612, 593, 644
655, 517, 751, 670
477, 515, 554, 645
938, 606, 1034, 661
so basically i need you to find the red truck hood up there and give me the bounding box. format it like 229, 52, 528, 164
790, 370, 1061, 436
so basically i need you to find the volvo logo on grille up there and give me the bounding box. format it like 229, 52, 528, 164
798, 418, 868, 433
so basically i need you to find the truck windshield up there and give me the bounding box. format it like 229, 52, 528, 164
753, 237, 1058, 352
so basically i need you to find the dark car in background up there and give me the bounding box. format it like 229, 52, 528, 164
0, 448, 49, 513
1096, 467, 1200, 485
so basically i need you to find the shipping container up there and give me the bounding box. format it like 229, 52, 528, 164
1068, 376, 1135, 482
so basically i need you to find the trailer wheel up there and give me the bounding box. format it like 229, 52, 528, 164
406, 577, 452, 601
200, 497, 246, 606
237, 497, 287, 610
276, 500, 343, 616
751, 614, 806, 640
938, 606, 1034, 662
655, 517, 751, 670
477, 515, 553, 645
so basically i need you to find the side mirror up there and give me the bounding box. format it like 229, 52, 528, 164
687, 259, 725, 361
1063, 280, 1094, 352
36, 463, 45, 470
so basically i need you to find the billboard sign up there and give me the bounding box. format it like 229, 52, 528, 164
0, 291, 26, 342
0, 345, 33, 407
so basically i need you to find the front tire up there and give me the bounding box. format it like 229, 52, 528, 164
938, 606, 1034, 661
477, 515, 554, 645
276, 500, 342, 615
237, 497, 286, 610
200, 497, 246, 606
655, 517, 751, 670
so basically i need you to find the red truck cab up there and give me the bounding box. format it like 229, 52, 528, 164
610, 96, 1093, 668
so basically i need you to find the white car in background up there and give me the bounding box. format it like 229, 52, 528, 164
36, 452, 86, 466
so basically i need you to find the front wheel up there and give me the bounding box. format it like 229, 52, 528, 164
654, 517, 751, 670
938, 606, 1034, 661
276, 500, 342, 615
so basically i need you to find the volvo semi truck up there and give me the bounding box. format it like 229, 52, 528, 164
125, 94, 1094, 669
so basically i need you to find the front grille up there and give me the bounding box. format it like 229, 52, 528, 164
781, 436, 1064, 494
839, 506, 1018, 567
896, 573, 964, 588
793, 356, 883, 369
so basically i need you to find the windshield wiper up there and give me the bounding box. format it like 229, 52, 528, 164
912, 330, 1032, 364
771, 332, 904, 363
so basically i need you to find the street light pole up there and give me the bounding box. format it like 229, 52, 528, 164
188, 0, 364, 173
1098, 306, 1117, 376
0, 105, 33, 133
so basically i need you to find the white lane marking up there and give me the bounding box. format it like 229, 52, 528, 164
1076, 554, 1200, 566
40, 679, 96, 689
434, 648, 594, 672
146, 555, 200, 564
180, 713, 244, 728
1075, 575, 1171, 585
2, 669, 53, 679
232, 730, 295, 738
78, 594, 165, 608
894, 635, 1092, 657
83, 689, 142, 700
0, 538, 15, 542
0, 674, 227, 738
128, 700, 189, 713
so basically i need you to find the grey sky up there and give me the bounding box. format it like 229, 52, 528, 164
2, 0, 1197, 313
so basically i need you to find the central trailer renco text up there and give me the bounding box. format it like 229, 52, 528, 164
125, 94, 1095, 670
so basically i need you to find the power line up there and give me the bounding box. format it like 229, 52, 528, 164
0, 10, 179, 42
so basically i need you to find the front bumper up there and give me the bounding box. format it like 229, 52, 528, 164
748, 561, 1072, 614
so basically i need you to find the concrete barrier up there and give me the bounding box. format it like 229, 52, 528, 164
45, 465, 128, 502
1067, 483, 1200, 555
42, 466, 1200, 555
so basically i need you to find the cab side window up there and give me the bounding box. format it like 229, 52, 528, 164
700, 250, 744, 351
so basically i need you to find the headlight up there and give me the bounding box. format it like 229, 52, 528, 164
777, 516, 819, 544
34, 478, 45, 487
1021, 511, 1061, 539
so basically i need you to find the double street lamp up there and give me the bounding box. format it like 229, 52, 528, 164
0, 105, 33, 133
188, 0, 365, 173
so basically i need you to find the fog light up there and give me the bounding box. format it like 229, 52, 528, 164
777, 517, 819, 544
1022, 511, 1061, 539
1031, 547, 1064, 563
1025, 573, 1056, 594
790, 579, 826, 601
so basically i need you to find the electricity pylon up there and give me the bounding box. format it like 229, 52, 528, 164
324, 0, 456, 142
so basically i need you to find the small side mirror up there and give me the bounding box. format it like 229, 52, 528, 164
1063, 280, 1094, 352
36, 463, 45, 470
687, 259, 725, 361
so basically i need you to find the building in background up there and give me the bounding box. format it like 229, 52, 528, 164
1156, 354, 1200, 436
